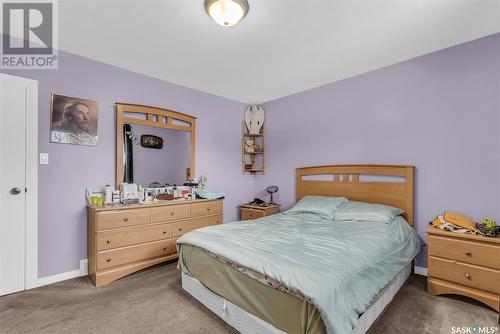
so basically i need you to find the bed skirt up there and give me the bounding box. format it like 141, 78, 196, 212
181, 262, 412, 334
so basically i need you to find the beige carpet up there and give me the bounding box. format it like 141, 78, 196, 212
0, 261, 497, 334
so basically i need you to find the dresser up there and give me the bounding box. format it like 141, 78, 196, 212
427, 227, 500, 312
239, 204, 280, 221
88, 199, 223, 287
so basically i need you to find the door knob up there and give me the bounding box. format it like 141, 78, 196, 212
10, 187, 21, 195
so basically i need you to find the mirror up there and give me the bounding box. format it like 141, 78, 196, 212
123, 124, 190, 186
116, 103, 196, 188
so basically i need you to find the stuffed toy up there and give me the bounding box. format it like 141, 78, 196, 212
476, 218, 499, 237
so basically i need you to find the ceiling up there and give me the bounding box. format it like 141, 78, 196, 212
59, 0, 500, 104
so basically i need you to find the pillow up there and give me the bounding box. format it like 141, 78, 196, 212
285, 196, 347, 220
334, 201, 404, 223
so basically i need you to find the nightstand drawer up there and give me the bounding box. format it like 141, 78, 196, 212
429, 256, 500, 294
241, 209, 264, 221
429, 235, 500, 270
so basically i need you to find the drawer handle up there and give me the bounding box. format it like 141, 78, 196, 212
464, 250, 471, 256
178, 228, 183, 231
207, 208, 211, 211
163, 231, 167, 234
163, 247, 167, 251
123, 217, 129, 222
465, 273, 471, 280
106, 258, 111, 263
106, 239, 111, 244
170, 212, 175, 216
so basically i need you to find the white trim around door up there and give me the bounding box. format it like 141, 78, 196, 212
25, 77, 39, 290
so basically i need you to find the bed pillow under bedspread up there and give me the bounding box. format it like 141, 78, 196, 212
177, 213, 423, 334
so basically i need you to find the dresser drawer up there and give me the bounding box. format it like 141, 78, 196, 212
97, 239, 173, 270
97, 208, 150, 231
241, 209, 264, 221
429, 235, 500, 270
429, 256, 500, 294
172, 214, 222, 237
191, 201, 223, 217
96, 224, 172, 251
151, 204, 190, 223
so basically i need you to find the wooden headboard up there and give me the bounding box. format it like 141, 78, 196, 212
296, 165, 414, 225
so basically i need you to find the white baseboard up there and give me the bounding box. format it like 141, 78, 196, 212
33, 259, 88, 288
79, 259, 88, 276
414, 265, 428, 276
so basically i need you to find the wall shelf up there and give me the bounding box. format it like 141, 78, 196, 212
242, 122, 264, 175
243, 133, 263, 137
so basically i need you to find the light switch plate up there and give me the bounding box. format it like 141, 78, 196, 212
40, 153, 49, 165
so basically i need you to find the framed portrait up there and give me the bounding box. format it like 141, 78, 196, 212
50, 94, 99, 146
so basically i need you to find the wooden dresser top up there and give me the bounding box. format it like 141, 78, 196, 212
88, 198, 222, 213
427, 227, 500, 245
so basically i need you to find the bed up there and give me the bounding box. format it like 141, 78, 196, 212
177, 165, 422, 334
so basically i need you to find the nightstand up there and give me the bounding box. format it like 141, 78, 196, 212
239, 204, 280, 221
427, 227, 500, 312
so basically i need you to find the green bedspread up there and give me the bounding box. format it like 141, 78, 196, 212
177, 213, 423, 334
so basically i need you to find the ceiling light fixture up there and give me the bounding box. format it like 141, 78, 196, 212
205, 0, 249, 27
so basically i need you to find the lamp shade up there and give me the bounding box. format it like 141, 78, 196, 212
205, 0, 249, 27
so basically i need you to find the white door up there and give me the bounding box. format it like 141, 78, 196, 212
0, 74, 37, 295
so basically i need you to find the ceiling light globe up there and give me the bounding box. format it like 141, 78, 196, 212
205, 0, 249, 27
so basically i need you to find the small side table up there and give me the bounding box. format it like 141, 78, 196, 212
427, 227, 500, 313
239, 204, 280, 221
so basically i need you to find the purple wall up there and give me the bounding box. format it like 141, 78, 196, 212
2, 33, 498, 277
129, 124, 190, 186
254, 33, 500, 268
2, 50, 253, 278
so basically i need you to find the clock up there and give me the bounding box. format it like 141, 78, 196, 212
140, 135, 163, 149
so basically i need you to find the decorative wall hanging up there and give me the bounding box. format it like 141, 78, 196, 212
140, 135, 163, 149
50, 93, 99, 146
241, 121, 265, 175
244, 105, 265, 134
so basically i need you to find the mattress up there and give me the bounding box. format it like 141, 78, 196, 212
177, 213, 422, 333
181, 261, 412, 334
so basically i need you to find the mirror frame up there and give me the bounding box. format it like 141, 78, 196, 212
115, 102, 196, 188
